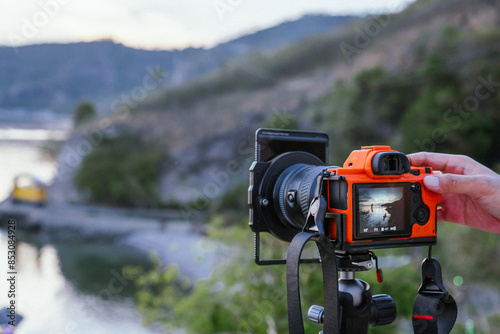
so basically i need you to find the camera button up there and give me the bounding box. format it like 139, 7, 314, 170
414, 206, 429, 224
411, 183, 421, 192
260, 198, 269, 207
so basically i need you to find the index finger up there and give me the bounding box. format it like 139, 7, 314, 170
407, 152, 489, 175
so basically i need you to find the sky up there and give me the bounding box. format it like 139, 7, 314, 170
1, 0, 415, 50
359, 187, 403, 208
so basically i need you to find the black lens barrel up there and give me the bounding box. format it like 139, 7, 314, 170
273, 164, 327, 230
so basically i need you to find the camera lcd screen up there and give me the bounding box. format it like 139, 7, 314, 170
354, 183, 411, 239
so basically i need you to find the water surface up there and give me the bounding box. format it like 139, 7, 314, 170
0, 116, 170, 333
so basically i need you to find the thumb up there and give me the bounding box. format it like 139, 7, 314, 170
423, 174, 490, 199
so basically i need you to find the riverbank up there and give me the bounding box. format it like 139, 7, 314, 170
0, 199, 215, 281
0, 199, 199, 237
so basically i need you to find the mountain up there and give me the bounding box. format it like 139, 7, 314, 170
215, 14, 360, 54
0, 15, 359, 113
0, 41, 175, 112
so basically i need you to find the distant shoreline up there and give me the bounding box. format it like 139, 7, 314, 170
0, 128, 68, 142
0, 109, 72, 130
0, 109, 71, 141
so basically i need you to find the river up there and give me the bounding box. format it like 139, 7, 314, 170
0, 113, 179, 333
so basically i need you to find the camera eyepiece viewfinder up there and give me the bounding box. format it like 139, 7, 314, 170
371, 152, 410, 175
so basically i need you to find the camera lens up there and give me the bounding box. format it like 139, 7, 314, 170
273, 164, 327, 230
254, 151, 328, 242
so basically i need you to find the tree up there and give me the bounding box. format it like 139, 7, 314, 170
73, 101, 97, 128
74, 132, 164, 207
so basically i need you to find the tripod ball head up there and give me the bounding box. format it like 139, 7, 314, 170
307, 289, 396, 330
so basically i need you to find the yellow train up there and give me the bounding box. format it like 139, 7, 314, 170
12, 174, 47, 206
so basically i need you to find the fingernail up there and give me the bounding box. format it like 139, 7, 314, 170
424, 176, 439, 189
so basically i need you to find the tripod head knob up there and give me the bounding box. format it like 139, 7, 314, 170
369, 294, 397, 326
308, 305, 325, 324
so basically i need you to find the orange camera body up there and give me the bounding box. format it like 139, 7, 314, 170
325, 146, 440, 253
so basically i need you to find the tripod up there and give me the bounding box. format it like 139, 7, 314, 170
307, 254, 397, 334
286, 230, 398, 334
286, 239, 457, 334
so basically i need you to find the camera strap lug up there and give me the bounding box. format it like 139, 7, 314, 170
304, 169, 332, 235
412, 256, 457, 334
304, 196, 327, 235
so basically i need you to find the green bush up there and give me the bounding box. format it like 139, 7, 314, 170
74, 132, 164, 207
131, 217, 327, 334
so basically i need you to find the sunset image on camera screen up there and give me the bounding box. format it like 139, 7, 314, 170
358, 186, 406, 235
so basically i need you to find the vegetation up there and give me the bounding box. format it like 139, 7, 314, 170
73, 101, 97, 128
130, 217, 324, 334
74, 132, 164, 207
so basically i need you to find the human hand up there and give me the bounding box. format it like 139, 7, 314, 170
408, 152, 500, 234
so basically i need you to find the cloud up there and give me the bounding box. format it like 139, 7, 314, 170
359, 187, 404, 206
